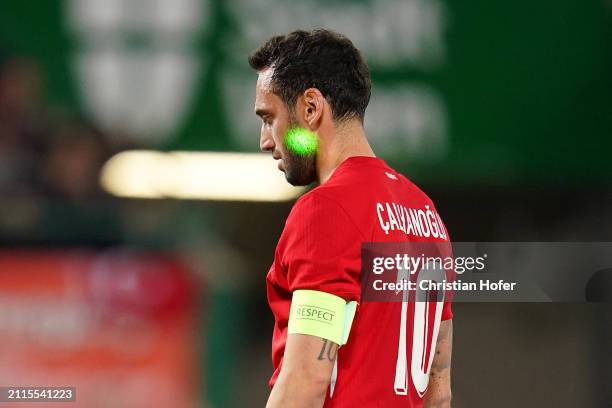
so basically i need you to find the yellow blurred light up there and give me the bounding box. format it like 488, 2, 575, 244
100, 151, 305, 201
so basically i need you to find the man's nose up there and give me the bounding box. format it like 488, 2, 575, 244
260, 133, 275, 152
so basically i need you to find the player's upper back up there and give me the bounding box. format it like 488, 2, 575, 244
306, 156, 449, 244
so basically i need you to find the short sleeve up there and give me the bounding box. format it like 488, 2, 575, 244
278, 192, 363, 302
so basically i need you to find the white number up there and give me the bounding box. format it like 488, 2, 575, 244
394, 264, 445, 396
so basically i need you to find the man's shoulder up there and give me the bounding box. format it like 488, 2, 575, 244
288, 188, 346, 220
283, 186, 365, 236
316, 163, 434, 208
290, 173, 370, 217
288, 170, 433, 220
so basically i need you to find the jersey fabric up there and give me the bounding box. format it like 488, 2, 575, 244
266, 156, 453, 407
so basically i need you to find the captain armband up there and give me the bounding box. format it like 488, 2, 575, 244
288, 289, 358, 346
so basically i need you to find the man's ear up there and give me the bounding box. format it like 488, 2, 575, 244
302, 88, 325, 130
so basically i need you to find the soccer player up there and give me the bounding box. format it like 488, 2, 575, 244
249, 29, 453, 407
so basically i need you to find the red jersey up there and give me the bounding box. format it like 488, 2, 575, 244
266, 156, 453, 407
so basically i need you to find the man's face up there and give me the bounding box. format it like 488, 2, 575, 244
254, 68, 317, 186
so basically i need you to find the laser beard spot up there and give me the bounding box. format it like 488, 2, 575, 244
282, 120, 318, 186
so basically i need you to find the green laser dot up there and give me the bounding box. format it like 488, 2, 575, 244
284, 127, 319, 156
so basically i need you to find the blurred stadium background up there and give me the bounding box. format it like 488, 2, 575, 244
0, 0, 610, 407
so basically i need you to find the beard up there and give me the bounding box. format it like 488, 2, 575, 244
282, 117, 318, 186
283, 149, 317, 186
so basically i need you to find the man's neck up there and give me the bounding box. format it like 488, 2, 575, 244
317, 120, 375, 184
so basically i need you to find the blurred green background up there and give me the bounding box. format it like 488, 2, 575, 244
1, 0, 611, 182
0, 1, 610, 407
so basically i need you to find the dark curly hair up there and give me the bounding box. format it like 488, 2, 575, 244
248, 29, 371, 122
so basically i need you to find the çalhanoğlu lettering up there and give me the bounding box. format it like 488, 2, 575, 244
376, 201, 447, 239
